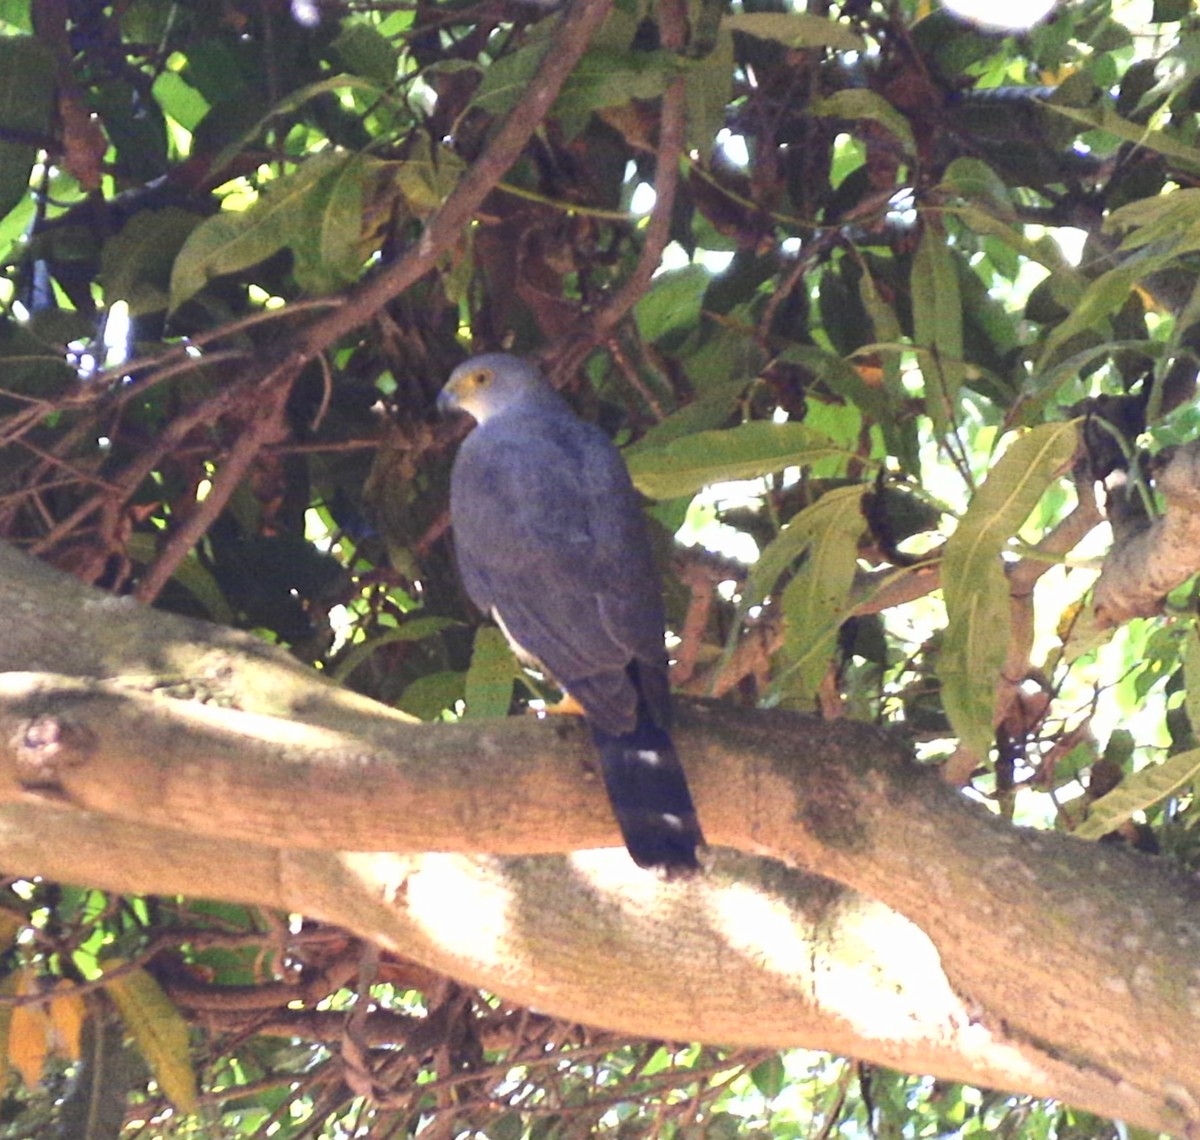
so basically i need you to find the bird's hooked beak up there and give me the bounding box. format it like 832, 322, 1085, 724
436, 382, 461, 417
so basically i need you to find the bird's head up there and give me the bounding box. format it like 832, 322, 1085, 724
437, 353, 548, 425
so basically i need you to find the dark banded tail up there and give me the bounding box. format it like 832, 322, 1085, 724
591, 717, 705, 878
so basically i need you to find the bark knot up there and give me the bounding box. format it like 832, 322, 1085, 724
12, 714, 96, 795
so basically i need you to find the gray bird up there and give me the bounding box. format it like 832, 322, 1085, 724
438, 353, 705, 876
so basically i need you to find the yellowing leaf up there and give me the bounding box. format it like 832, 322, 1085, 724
47, 981, 85, 1062
0, 971, 15, 1094
9, 968, 49, 1090
104, 962, 198, 1114
0, 907, 25, 950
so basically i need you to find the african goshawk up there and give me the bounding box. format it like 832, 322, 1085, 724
438, 353, 705, 876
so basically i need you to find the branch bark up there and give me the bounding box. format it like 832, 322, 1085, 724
1, 542, 1198, 1135
1094, 440, 1200, 626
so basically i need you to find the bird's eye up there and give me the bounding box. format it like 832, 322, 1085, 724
470, 370, 492, 388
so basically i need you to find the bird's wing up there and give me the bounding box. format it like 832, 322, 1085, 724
450, 408, 666, 734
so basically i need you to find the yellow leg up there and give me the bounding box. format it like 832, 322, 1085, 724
539, 693, 587, 718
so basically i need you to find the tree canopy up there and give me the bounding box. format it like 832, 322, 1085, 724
2, 0, 1200, 1136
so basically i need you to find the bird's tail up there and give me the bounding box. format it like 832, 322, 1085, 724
591, 718, 705, 878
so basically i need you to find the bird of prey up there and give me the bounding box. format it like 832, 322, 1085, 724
438, 353, 705, 876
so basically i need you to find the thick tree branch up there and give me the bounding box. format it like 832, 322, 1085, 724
2, 542, 1199, 1134
1, 678, 1199, 1131
0, 801, 1182, 1133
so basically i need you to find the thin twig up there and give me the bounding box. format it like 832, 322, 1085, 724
133, 373, 294, 603
29, 369, 255, 557
282, 0, 616, 367
548, 0, 688, 381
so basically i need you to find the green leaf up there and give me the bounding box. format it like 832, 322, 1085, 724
399, 671, 466, 721
293, 152, 373, 293
635, 264, 710, 343
332, 617, 458, 684
1074, 748, 1200, 841
940, 422, 1078, 759
1018, 340, 1164, 423
101, 208, 205, 315
941, 202, 1079, 278
1184, 626, 1200, 740
390, 136, 466, 215
0, 36, 55, 221
627, 421, 850, 500
124, 534, 234, 624
90, 77, 169, 183
492, 1113, 525, 1140
779, 344, 891, 429
0, 0, 31, 30
911, 225, 964, 437
772, 486, 867, 699
938, 157, 1014, 219
625, 379, 746, 453
473, 34, 675, 121
723, 12, 866, 51
750, 1053, 786, 1099
684, 30, 735, 160
554, 49, 676, 121
206, 75, 387, 178
1041, 101, 1200, 173
940, 566, 1009, 763
469, 39, 549, 118
465, 626, 517, 720
0, 318, 77, 400
743, 505, 813, 609
104, 963, 198, 1114
1105, 187, 1200, 252
151, 70, 210, 132
169, 215, 279, 312
331, 20, 399, 85
627, 329, 766, 451
26, 308, 95, 347
810, 89, 914, 154
1034, 246, 1168, 371
169, 149, 362, 308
